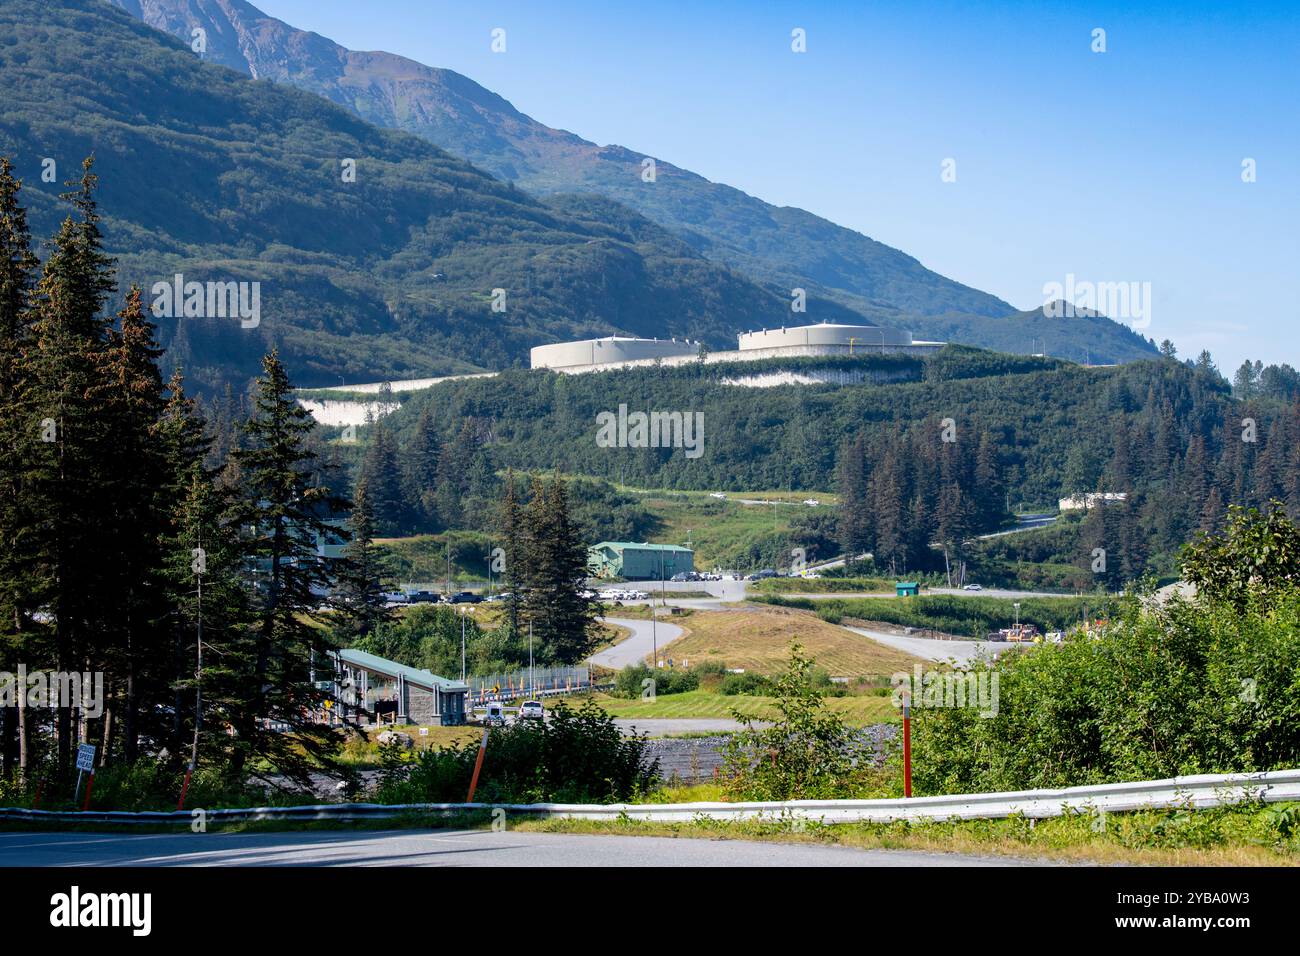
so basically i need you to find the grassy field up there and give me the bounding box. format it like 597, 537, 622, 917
557, 689, 897, 724
664, 606, 921, 677
750, 576, 898, 594
516, 800, 1300, 866
632, 489, 833, 568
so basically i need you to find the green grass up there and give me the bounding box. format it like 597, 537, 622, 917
554, 689, 895, 725
517, 800, 1300, 866
761, 594, 1112, 639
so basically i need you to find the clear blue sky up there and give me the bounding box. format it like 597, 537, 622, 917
257, 0, 1297, 373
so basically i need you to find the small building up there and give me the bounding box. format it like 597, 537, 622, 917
895, 581, 920, 597
1058, 492, 1128, 511
588, 542, 695, 580
329, 648, 468, 726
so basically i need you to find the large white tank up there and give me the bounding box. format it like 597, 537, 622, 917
531, 336, 697, 370
737, 322, 912, 352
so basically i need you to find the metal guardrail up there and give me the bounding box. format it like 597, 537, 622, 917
2, 769, 1297, 826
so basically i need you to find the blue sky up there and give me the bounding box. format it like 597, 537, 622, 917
257, 0, 1297, 372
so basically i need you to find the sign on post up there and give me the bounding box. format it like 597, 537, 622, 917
76, 743, 96, 772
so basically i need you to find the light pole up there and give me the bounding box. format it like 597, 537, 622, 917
460, 605, 467, 682
1014, 602, 1021, 633
528, 622, 534, 699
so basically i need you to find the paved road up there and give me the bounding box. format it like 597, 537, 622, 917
589, 616, 685, 669
0, 829, 1039, 867
975, 512, 1059, 540
844, 626, 1010, 664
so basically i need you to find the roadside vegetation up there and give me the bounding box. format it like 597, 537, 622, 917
760, 593, 1110, 638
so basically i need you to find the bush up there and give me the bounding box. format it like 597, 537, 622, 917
719, 672, 772, 696
720, 643, 880, 800
613, 662, 699, 698
376, 699, 658, 804
910, 592, 1300, 795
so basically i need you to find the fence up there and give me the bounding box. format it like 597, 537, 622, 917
467, 666, 596, 704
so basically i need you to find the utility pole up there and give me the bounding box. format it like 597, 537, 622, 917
528, 622, 534, 699
460, 606, 467, 682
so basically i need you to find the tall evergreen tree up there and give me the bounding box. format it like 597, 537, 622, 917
333, 481, 392, 645
230, 349, 346, 784
0, 157, 40, 775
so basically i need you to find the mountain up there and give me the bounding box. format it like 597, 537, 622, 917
0, 0, 845, 390
108, 0, 1158, 364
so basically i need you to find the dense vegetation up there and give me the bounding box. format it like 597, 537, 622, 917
910, 507, 1300, 794
761, 595, 1106, 638
374, 699, 657, 804
115, 0, 1161, 365
0, 0, 798, 392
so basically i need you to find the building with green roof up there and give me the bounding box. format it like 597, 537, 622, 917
588, 541, 694, 581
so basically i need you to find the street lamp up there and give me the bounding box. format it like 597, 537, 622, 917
460, 605, 467, 682
1013, 602, 1021, 631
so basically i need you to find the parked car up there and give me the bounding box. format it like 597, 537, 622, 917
746, 569, 778, 581
447, 591, 482, 604
802, 499, 820, 506
382, 591, 410, 605
598, 589, 623, 601
406, 590, 440, 604
517, 700, 545, 721
962, 584, 983, 591
709, 492, 727, 499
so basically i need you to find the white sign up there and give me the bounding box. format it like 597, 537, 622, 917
76, 743, 96, 772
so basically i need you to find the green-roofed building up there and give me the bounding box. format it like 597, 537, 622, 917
588, 541, 695, 581
330, 648, 469, 726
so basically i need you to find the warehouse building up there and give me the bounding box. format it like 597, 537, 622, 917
588, 541, 695, 580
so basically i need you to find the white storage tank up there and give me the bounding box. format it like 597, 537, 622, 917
531, 336, 697, 370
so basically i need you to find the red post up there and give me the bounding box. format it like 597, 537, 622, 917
465, 729, 489, 803
902, 697, 912, 798
82, 772, 95, 812
177, 768, 193, 811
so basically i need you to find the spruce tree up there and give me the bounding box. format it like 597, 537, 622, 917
333, 481, 392, 645
0, 157, 40, 775
230, 349, 346, 784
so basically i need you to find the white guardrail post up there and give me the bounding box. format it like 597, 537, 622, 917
2, 769, 1299, 826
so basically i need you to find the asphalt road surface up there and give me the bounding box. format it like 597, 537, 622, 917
843, 625, 1011, 664
589, 616, 684, 669
0, 829, 1041, 867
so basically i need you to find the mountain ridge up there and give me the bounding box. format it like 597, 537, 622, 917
107, 0, 1158, 363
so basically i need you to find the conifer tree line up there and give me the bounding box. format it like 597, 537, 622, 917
836, 422, 1004, 578
0, 158, 369, 786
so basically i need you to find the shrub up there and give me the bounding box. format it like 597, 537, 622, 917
376, 699, 658, 804
719, 673, 772, 696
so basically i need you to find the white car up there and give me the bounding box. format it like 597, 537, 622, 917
517, 700, 545, 721
802, 499, 820, 506
599, 589, 624, 601
710, 492, 727, 499
962, 584, 983, 591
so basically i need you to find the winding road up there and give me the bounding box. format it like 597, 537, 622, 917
589, 616, 684, 669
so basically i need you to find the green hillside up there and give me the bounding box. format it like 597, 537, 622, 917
0, 0, 807, 390
110, 0, 1159, 365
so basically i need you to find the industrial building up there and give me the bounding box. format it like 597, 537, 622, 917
328, 648, 468, 726
531, 336, 700, 371
529, 322, 942, 373
588, 541, 695, 580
